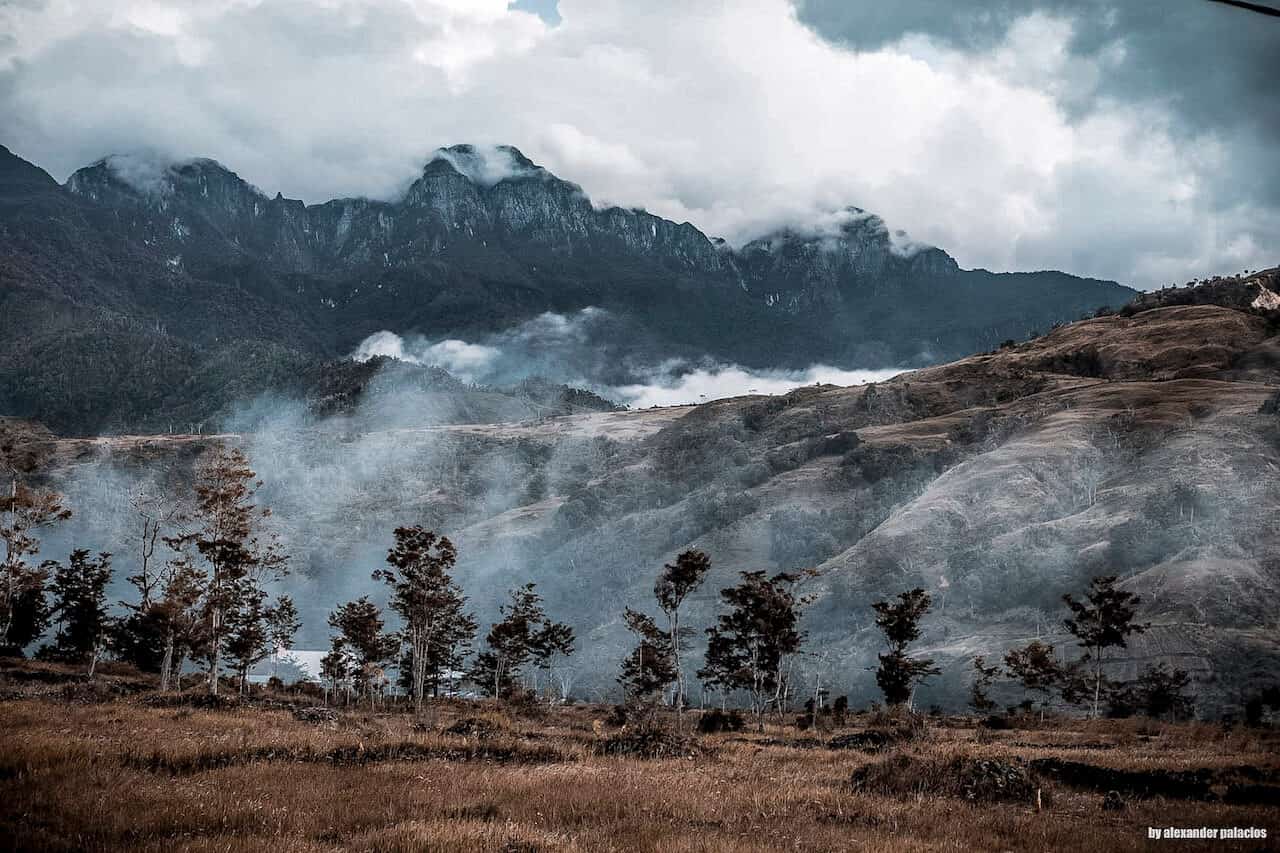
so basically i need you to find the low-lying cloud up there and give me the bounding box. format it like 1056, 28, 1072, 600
611, 364, 904, 408
352, 331, 501, 384
350, 307, 905, 408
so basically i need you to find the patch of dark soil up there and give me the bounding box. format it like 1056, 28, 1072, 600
1009, 741, 1117, 751
141, 692, 302, 712
1029, 758, 1214, 800
58, 679, 152, 703
142, 692, 245, 710
127, 739, 566, 775
1223, 784, 1280, 806
747, 737, 822, 749
0, 667, 77, 684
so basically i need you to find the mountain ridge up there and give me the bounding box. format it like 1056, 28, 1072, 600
2, 142, 1136, 434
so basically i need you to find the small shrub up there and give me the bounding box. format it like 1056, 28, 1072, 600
443, 714, 513, 739
851, 754, 1038, 804
292, 706, 338, 724
597, 720, 698, 759
827, 730, 903, 752
697, 708, 745, 734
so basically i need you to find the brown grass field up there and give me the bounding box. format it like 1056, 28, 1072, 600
1, 663, 1277, 852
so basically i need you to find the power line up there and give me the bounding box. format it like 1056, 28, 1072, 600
1205, 0, 1280, 17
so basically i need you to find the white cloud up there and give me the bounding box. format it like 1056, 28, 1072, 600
1, 0, 1272, 287
610, 364, 906, 409
352, 331, 500, 382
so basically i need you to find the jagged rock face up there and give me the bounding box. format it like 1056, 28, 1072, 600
64, 145, 729, 279
735, 207, 962, 311
3, 141, 1137, 433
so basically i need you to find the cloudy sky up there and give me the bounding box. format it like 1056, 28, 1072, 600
1, 0, 1275, 288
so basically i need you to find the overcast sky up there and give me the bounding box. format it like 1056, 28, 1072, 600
1, 0, 1275, 288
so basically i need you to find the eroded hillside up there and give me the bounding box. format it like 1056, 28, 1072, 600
15, 273, 1280, 711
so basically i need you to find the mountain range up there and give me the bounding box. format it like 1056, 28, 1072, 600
1, 143, 1133, 435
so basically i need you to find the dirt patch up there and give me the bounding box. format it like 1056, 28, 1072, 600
1223, 784, 1280, 806
1029, 758, 1214, 800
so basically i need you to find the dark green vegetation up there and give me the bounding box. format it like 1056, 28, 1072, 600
0, 143, 1132, 434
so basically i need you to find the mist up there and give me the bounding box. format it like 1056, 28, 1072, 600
348, 308, 906, 407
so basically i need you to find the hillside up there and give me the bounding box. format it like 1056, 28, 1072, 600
17, 271, 1279, 713
0, 143, 1134, 434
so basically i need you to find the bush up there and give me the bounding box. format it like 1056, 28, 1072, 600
443, 714, 513, 739
827, 730, 904, 752
697, 708, 745, 734
292, 707, 338, 724
597, 720, 699, 759
851, 754, 1039, 804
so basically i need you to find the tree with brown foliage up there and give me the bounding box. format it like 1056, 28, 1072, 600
0, 479, 71, 654
1108, 663, 1195, 720
185, 446, 288, 695
265, 595, 300, 681
471, 583, 574, 699
152, 544, 206, 692
320, 637, 352, 704
871, 588, 939, 708
969, 655, 1000, 713
374, 527, 476, 709
112, 486, 193, 676
43, 549, 113, 675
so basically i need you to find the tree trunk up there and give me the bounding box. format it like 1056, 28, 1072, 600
208, 605, 221, 696
1090, 645, 1104, 719
160, 632, 175, 692
670, 608, 683, 724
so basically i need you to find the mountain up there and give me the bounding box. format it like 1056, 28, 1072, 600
21, 271, 1280, 712
1, 142, 1134, 434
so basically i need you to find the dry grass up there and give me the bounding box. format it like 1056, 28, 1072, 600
1, 692, 1277, 852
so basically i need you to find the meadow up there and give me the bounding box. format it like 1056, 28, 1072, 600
1, 661, 1276, 852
